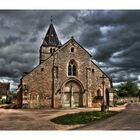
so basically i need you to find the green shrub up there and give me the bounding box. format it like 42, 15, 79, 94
2, 99, 6, 104
0, 99, 2, 105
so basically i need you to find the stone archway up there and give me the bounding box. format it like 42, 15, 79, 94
62, 79, 84, 108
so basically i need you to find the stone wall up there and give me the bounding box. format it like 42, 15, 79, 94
40, 45, 60, 63
116, 97, 140, 103
22, 56, 54, 108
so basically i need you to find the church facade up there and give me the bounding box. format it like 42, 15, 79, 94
17, 23, 112, 109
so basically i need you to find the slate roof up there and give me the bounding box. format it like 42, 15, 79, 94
43, 24, 61, 46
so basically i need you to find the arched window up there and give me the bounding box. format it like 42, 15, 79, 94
68, 60, 77, 76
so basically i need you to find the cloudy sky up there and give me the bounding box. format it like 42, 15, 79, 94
0, 10, 140, 90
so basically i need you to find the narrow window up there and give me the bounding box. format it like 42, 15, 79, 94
92, 69, 94, 73
68, 60, 77, 76
71, 47, 74, 52
50, 48, 52, 53
41, 68, 44, 71
53, 48, 55, 52
73, 65, 76, 76
68, 65, 72, 75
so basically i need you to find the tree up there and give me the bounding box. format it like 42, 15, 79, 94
117, 81, 139, 97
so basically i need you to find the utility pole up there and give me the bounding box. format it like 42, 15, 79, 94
70, 83, 72, 108
100, 74, 107, 112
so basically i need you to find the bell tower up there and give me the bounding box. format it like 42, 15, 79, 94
39, 23, 61, 63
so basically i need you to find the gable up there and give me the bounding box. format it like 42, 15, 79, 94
57, 37, 92, 58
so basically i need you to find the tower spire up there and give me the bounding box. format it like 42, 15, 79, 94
43, 22, 61, 46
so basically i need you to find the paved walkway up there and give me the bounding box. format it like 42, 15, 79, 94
76, 103, 140, 130
0, 105, 126, 130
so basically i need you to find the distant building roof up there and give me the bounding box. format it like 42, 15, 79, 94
0, 82, 10, 95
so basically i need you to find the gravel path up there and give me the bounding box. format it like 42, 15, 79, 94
76, 103, 140, 130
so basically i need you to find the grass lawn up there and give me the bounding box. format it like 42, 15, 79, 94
115, 101, 127, 106
51, 111, 118, 125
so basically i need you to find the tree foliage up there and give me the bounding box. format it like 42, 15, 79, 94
117, 81, 139, 97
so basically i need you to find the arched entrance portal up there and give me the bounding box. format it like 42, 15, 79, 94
62, 80, 84, 108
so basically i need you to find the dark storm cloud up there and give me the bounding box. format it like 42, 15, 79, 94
29, 37, 38, 42
80, 10, 140, 26
0, 10, 140, 90
78, 25, 102, 47
74, 10, 140, 86
0, 36, 22, 48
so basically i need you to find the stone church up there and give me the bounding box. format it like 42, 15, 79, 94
17, 23, 112, 109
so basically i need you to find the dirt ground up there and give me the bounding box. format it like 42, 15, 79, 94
0, 105, 125, 130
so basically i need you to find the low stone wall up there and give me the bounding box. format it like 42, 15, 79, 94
115, 97, 140, 103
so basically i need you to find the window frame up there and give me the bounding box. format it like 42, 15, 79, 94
68, 60, 77, 76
